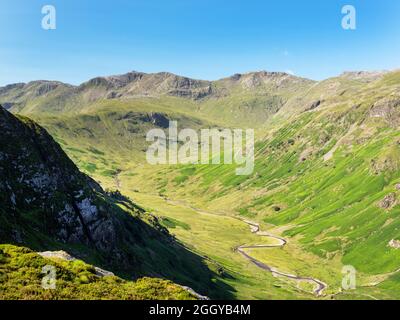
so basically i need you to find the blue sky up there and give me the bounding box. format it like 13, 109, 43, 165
0, 0, 399, 86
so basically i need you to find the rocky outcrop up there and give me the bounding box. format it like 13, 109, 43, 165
139, 112, 170, 128
340, 71, 388, 82
220, 71, 313, 90
39, 250, 77, 261
370, 97, 400, 127
378, 193, 397, 210
2, 102, 13, 109
180, 286, 210, 300
306, 100, 322, 111
389, 239, 400, 249
0, 106, 121, 255
39, 250, 115, 277
31, 81, 64, 96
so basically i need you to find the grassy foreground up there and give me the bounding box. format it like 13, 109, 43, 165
0, 244, 195, 300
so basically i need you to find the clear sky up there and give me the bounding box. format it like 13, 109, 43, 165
0, 0, 399, 86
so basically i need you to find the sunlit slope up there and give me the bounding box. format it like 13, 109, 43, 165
0, 244, 196, 300
126, 71, 400, 278
28, 100, 217, 182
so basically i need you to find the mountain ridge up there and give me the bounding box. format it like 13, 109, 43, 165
0, 69, 393, 119
0, 70, 312, 107
1, 70, 313, 89
3, 69, 393, 89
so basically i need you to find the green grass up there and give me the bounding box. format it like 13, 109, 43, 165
127, 192, 313, 300
0, 244, 195, 300
159, 217, 191, 231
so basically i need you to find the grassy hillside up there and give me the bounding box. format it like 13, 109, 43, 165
0, 244, 195, 300
121, 71, 400, 298
131, 71, 400, 274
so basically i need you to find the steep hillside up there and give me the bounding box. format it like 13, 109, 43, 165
0, 105, 232, 299
198, 71, 314, 127
135, 70, 400, 278
101, 70, 400, 299
30, 104, 213, 174
0, 71, 317, 183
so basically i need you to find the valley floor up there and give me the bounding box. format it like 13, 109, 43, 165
122, 191, 395, 300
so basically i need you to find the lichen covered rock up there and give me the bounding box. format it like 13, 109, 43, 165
389, 239, 400, 249
378, 193, 397, 210
0, 106, 124, 262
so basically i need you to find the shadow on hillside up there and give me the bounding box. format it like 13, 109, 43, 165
114, 208, 237, 299
2, 206, 236, 300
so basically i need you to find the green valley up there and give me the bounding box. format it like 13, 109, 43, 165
1, 69, 400, 300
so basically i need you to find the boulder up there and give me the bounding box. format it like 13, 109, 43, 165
378, 193, 396, 209
378, 193, 397, 209
389, 239, 400, 249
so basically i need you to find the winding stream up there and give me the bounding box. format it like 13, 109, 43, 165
237, 220, 327, 296
164, 198, 327, 296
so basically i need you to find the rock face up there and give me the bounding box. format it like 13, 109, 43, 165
219, 71, 313, 90
2, 102, 13, 109
306, 100, 322, 111
0, 106, 121, 255
370, 97, 400, 127
139, 112, 170, 128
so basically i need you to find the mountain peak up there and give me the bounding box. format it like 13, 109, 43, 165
226, 70, 304, 80
79, 71, 212, 100
219, 70, 314, 90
